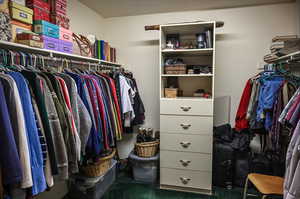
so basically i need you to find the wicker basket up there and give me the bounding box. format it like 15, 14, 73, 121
82, 149, 116, 177
135, 140, 159, 158
165, 64, 187, 74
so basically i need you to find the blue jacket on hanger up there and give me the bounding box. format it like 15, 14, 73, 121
8, 72, 46, 195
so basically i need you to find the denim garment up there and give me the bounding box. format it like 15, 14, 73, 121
256, 77, 284, 130
8, 72, 46, 195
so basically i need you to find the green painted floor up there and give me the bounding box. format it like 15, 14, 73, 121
102, 173, 257, 199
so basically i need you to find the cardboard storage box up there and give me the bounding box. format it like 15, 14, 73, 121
9, 2, 33, 24
165, 88, 178, 98
11, 20, 32, 41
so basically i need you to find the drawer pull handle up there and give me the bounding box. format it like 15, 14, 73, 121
180, 124, 191, 129
180, 106, 191, 112
180, 142, 191, 148
180, 160, 191, 167
180, 177, 191, 184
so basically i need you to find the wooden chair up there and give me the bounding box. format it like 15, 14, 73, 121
243, 173, 284, 199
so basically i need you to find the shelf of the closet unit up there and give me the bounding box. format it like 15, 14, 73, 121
161, 21, 215, 35
161, 48, 213, 56
0, 40, 122, 66
161, 97, 213, 101
161, 74, 213, 77
274, 50, 300, 62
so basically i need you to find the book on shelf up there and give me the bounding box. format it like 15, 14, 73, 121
205, 29, 212, 48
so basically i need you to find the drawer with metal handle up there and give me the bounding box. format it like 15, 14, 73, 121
160, 151, 212, 171
160, 115, 213, 135
160, 168, 212, 190
160, 133, 212, 153
160, 99, 213, 116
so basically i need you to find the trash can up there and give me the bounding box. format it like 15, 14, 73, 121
67, 160, 117, 199
128, 151, 159, 183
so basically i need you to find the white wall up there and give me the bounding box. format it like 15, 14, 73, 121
101, 3, 297, 158
68, 0, 104, 38
297, 0, 300, 35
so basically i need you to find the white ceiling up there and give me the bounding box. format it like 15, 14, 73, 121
78, 0, 294, 18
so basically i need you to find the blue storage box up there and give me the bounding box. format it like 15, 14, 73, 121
34, 20, 59, 38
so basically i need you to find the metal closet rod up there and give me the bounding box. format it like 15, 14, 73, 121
0, 41, 122, 67
1, 49, 122, 70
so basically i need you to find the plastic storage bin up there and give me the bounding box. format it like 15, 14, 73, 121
129, 151, 159, 183
67, 160, 117, 199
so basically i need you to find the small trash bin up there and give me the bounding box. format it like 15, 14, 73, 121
67, 160, 117, 199
128, 151, 159, 183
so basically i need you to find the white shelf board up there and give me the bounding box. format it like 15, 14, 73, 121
161, 48, 213, 56
160, 97, 213, 101
0, 40, 122, 66
274, 50, 300, 62
161, 74, 213, 77
161, 21, 215, 35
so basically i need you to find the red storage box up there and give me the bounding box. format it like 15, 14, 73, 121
16, 32, 43, 42
32, 6, 50, 21
26, 0, 50, 11
50, 13, 69, 29
50, 0, 66, 16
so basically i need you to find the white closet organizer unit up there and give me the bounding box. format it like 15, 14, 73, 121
159, 21, 216, 194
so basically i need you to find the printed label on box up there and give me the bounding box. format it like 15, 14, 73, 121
19, 12, 28, 19
47, 43, 55, 48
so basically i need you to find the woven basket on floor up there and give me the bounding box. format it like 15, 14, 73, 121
82, 149, 116, 177
135, 140, 159, 158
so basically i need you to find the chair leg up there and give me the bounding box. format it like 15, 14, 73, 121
243, 177, 249, 199
262, 195, 268, 199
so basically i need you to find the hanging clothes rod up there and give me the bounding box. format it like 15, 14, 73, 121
274, 51, 300, 63
0, 40, 122, 67
0, 49, 122, 71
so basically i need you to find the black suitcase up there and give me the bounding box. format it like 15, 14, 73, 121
213, 142, 234, 189
251, 153, 272, 175
234, 151, 251, 187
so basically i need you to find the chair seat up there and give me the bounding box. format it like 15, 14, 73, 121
248, 173, 284, 195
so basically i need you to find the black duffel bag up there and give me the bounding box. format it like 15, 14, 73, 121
212, 142, 234, 189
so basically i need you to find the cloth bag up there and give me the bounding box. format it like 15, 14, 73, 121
72, 33, 92, 57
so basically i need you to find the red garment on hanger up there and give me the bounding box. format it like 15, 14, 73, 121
235, 79, 252, 131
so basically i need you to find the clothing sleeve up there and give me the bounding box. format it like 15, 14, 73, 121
0, 82, 22, 185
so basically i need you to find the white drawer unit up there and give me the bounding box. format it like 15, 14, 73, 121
160, 115, 213, 135
160, 150, 212, 171
160, 133, 212, 153
160, 168, 212, 190
160, 99, 213, 116
159, 21, 217, 194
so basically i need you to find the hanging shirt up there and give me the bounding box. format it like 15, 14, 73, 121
256, 77, 284, 131
9, 72, 47, 195
119, 75, 135, 127
235, 79, 252, 131
21, 71, 58, 176
56, 76, 81, 162
0, 74, 32, 189
284, 120, 300, 199
0, 81, 22, 185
